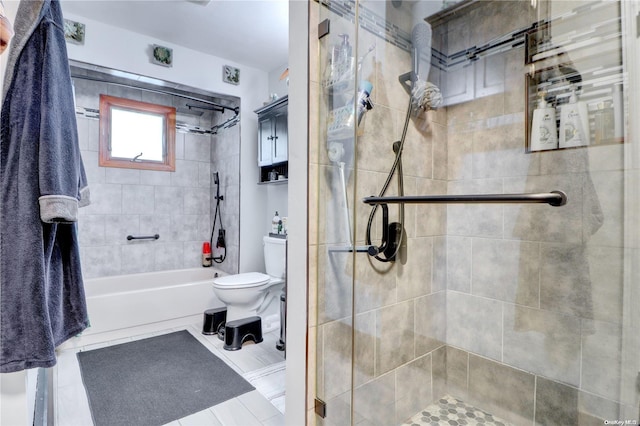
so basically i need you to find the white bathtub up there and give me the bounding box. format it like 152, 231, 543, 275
81, 268, 226, 335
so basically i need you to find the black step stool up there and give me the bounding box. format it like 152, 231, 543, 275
202, 307, 227, 335
223, 316, 263, 351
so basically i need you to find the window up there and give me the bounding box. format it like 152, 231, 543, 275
99, 95, 176, 171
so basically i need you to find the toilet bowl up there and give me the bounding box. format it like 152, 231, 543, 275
212, 235, 286, 332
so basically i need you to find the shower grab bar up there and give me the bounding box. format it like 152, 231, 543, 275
363, 190, 567, 207
126, 234, 160, 241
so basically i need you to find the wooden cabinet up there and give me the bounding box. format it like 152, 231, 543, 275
255, 96, 288, 183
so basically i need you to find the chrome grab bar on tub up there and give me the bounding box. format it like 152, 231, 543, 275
126, 234, 160, 241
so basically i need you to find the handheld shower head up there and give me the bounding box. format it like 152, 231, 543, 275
411, 22, 432, 82
399, 22, 433, 96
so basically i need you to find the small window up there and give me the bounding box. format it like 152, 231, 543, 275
99, 95, 176, 171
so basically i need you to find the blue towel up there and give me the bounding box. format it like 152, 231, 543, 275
1, 0, 90, 372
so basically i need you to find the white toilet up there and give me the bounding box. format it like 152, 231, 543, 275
212, 235, 286, 332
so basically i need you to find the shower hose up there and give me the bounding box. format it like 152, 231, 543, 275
210, 175, 226, 264
365, 95, 414, 262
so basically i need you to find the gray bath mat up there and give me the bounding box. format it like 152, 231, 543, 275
77, 330, 254, 426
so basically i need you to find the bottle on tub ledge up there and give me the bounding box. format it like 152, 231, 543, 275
530, 92, 558, 152
202, 242, 212, 267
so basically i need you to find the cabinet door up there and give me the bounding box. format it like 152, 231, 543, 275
258, 116, 274, 166
272, 109, 288, 164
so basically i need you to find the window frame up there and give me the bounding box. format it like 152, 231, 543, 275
99, 94, 176, 171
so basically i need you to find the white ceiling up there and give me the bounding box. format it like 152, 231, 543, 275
61, 0, 289, 73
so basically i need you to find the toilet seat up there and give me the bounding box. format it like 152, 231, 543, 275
213, 272, 270, 289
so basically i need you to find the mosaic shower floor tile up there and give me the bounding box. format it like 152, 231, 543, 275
403, 395, 512, 426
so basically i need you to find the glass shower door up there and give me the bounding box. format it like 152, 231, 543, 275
311, 0, 638, 424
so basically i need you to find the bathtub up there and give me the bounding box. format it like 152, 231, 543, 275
81, 268, 226, 335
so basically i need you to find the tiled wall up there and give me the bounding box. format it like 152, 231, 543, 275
74, 76, 240, 278
310, 0, 634, 424
436, 0, 630, 423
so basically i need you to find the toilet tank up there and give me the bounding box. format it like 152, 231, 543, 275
263, 235, 286, 279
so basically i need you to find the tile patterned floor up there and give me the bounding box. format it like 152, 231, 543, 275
54, 318, 286, 426
404, 395, 512, 426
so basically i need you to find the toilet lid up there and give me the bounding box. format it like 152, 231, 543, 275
213, 272, 270, 289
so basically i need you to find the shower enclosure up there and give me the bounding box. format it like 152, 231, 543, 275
310, 0, 639, 424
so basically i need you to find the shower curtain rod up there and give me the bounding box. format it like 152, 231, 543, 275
70, 74, 237, 113
363, 191, 567, 207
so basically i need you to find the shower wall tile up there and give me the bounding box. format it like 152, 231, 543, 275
432, 122, 448, 181
352, 372, 396, 426
81, 183, 122, 215
197, 162, 211, 188
403, 113, 434, 179
170, 160, 201, 187
587, 144, 624, 172
432, 345, 447, 400
183, 187, 210, 215
539, 242, 598, 321
357, 104, 399, 174
105, 168, 140, 185
415, 179, 447, 237
445, 346, 469, 401
183, 238, 206, 269
587, 246, 623, 324
534, 377, 580, 426
503, 174, 583, 244
122, 185, 155, 214
581, 319, 622, 402
139, 214, 171, 240
414, 291, 446, 356
471, 122, 534, 180
471, 238, 539, 306
376, 300, 415, 375
80, 245, 121, 279
105, 215, 139, 244
120, 243, 155, 274
467, 354, 535, 425
504, 48, 527, 116
587, 171, 624, 248
139, 170, 171, 187
80, 151, 105, 185
446, 291, 501, 361
372, 38, 412, 113
78, 215, 106, 246
397, 237, 433, 301
503, 305, 581, 386
175, 132, 185, 160
446, 129, 474, 181
154, 243, 184, 271
322, 318, 353, 401
354, 311, 375, 387
446, 236, 471, 293
447, 179, 503, 238
154, 187, 184, 216
432, 236, 447, 293
395, 354, 433, 423
76, 118, 89, 151
87, 119, 99, 151
184, 133, 211, 162
321, 391, 351, 426
578, 390, 622, 425
317, 244, 353, 324
354, 251, 396, 314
